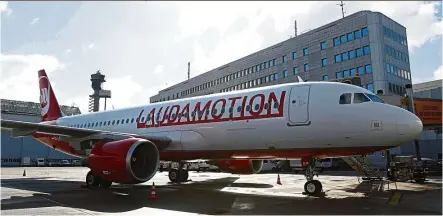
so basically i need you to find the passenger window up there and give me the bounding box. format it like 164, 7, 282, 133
116, 120, 120, 124
112, 120, 115, 125
264, 103, 269, 110
131, 118, 134, 123
126, 119, 129, 124
339, 93, 352, 104
237, 106, 242, 112
353, 93, 370, 104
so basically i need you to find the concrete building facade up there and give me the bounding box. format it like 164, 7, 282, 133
413, 79, 442, 100
150, 10, 412, 103
1, 99, 82, 166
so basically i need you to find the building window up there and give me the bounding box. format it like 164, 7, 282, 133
367, 83, 374, 92
340, 35, 347, 44
365, 64, 372, 73
292, 52, 297, 60
335, 54, 341, 63
274, 73, 278, 80
343, 70, 350, 77
350, 68, 357, 76
322, 58, 328, 67
388, 83, 392, 92
357, 66, 364, 75
293, 67, 299, 74
282, 55, 288, 63
363, 45, 370, 55
264, 62, 268, 69
386, 63, 391, 73
322, 75, 329, 80
304, 63, 309, 72
342, 52, 348, 61
303, 48, 308, 56
336, 71, 343, 78
356, 48, 363, 57
334, 37, 340, 46
283, 70, 288, 78
347, 32, 354, 41
321, 41, 326, 50
273, 59, 277, 65
354, 30, 361, 39
349, 50, 355, 59
362, 27, 369, 37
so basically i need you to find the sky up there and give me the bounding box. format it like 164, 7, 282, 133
1, 1, 442, 114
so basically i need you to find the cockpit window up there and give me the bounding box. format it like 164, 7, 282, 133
339, 93, 352, 104
365, 93, 385, 103
353, 93, 370, 104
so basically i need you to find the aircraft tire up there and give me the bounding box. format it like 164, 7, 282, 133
100, 180, 112, 188
168, 169, 180, 183
304, 180, 322, 196
86, 171, 101, 188
179, 170, 189, 182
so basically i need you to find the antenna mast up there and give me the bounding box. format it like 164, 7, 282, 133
188, 62, 190, 80
337, 1, 345, 18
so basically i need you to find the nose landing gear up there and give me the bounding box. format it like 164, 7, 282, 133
302, 158, 323, 196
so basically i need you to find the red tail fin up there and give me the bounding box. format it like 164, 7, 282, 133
38, 69, 63, 122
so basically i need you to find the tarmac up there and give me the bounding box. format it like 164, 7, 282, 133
1, 167, 442, 215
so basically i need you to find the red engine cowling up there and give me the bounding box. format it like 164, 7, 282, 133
216, 159, 263, 174
88, 138, 160, 184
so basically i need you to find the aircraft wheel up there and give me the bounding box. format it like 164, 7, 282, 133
86, 171, 101, 188
169, 169, 180, 183
100, 180, 112, 188
179, 169, 189, 182
304, 180, 322, 196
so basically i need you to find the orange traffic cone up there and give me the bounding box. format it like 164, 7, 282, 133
149, 182, 157, 200
277, 174, 282, 185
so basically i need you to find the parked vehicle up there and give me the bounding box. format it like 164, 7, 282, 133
60, 160, 71, 166
36, 158, 45, 166
21, 157, 31, 167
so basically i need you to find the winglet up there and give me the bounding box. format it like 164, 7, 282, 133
38, 69, 64, 122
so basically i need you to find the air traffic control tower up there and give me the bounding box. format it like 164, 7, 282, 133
88, 70, 111, 112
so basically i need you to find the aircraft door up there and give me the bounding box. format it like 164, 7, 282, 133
288, 85, 311, 125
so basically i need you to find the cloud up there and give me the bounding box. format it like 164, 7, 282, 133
0, 1, 12, 16
30, 17, 40, 25
3, 1, 442, 113
0, 54, 65, 102
433, 65, 443, 80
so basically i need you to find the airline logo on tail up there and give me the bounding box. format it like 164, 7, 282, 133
37, 69, 63, 121
39, 75, 51, 116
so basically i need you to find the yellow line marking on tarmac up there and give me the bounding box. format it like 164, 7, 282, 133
388, 191, 402, 205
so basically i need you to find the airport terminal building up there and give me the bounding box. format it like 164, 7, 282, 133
1, 99, 82, 166
150, 10, 412, 103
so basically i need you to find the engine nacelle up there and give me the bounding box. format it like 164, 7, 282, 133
216, 159, 263, 174
88, 138, 160, 184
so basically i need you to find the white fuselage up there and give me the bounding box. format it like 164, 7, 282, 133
55, 82, 423, 159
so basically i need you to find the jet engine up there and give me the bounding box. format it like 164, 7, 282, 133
88, 138, 160, 184
216, 159, 263, 174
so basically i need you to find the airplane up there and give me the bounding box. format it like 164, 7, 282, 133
0, 69, 423, 196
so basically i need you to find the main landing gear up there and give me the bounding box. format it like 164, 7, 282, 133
168, 162, 189, 183
86, 171, 112, 189
302, 158, 323, 196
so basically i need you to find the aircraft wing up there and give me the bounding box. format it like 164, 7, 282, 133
0, 119, 171, 150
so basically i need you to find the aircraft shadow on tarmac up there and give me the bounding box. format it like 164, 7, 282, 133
2, 176, 441, 215
0, 176, 280, 214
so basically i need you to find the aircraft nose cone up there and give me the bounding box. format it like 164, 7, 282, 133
397, 110, 423, 142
